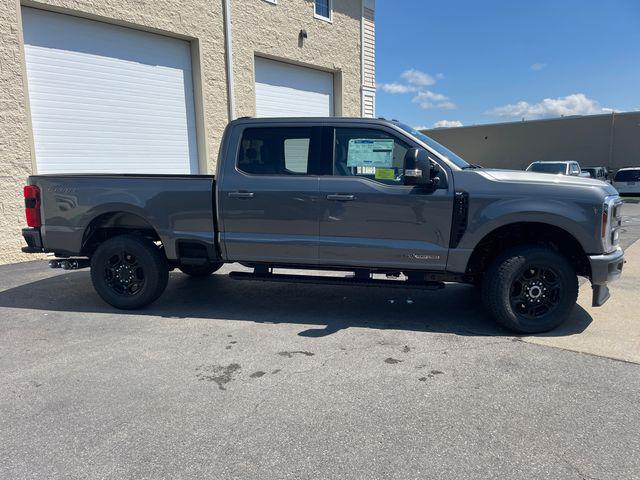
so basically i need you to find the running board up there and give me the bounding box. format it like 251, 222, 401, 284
228, 270, 445, 290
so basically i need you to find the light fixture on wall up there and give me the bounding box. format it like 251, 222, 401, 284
299, 29, 308, 47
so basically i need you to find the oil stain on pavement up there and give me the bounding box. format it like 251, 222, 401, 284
195, 363, 241, 390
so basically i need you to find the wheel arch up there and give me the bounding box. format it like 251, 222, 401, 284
465, 221, 591, 280
81, 210, 162, 257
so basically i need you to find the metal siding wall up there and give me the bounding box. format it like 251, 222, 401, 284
425, 113, 640, 171
362, 8, 375, 89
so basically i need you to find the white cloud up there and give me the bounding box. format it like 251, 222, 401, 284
401, 69, 436, 87
486, 93, 618, 119
432, 120, 464, 128
412, 91, 456, 110
530, 63, 547, 71
413, 125, 429, 131
377, 82, 416, 94
377, 68, 456, 111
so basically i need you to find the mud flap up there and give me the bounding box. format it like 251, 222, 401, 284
592, 284, 610, 307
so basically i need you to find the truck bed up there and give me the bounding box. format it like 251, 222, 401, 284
28, 174, 217, 260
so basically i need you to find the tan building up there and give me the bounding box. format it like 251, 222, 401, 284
0, 0, 376, 264
425, 111, 640, 172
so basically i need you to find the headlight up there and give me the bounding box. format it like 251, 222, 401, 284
602, 195, 622, 253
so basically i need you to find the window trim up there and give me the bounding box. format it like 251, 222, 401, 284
314, 0, 333, 23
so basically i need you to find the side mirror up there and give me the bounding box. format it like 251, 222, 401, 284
403, 148, 440, 189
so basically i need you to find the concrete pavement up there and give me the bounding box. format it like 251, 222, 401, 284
0, 203, 639, 479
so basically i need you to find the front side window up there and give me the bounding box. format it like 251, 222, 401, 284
238, 127, 311, 175
314, 0, 332, 20
332, 128, 410, 185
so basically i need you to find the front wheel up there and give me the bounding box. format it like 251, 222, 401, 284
90, 234, 169, 309
481, 245, 578, 333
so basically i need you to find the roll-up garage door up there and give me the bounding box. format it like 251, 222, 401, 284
255, 57, 334, 117
21, 7, 199, 174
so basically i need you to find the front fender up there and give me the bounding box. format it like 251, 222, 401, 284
446, 195, 602, 273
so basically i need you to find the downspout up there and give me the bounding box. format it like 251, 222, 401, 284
360, 0, 365, 117
223, 0, 236, 121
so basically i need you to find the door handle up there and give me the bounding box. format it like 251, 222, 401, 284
228, 191, 255, 199
326, 194, 356, 201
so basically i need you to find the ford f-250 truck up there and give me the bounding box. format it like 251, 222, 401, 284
21, 118, 625, 333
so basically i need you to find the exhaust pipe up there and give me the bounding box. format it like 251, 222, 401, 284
49, 258, 90, 270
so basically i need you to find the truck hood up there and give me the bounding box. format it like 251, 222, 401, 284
479, 169, 608, 188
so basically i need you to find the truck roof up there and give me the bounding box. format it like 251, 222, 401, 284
229, 117, 397, 126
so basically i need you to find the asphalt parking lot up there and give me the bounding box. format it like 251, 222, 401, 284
1, 203, 639, 479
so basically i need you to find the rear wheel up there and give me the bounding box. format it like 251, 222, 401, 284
178, 262, 223, 277
481, 245, 578, 333
90, 234, 168, 309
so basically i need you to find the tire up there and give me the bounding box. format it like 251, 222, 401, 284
90, 234, 169, 309
481, 245, 578, 334
178, 262, 223, 277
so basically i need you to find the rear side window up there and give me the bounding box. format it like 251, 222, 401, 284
238, 127, 312, 175
614, 170, 640, 182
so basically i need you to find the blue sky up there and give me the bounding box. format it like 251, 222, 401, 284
375, 0, 640, 129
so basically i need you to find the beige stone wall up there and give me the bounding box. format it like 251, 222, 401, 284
1, 0, 35, 263
232, 0, 363, 118
0, 0, 365, 264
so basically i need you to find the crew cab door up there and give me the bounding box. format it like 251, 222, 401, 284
318, 126, 454, 270
218, 125, 322, 264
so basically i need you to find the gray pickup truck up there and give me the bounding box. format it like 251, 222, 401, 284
21, 117, 625, 333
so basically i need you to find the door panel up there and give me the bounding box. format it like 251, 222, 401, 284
221, 175, 319, 263
319, 177, 453, 269
219, 126, 320, 264
318, 125, 454, 270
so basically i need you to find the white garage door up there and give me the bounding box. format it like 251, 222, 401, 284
255, 57, 334, 117
21, 7, 199, 174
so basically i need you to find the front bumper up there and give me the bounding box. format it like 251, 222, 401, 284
589, 247, 624, 307
21, 227, 44, 253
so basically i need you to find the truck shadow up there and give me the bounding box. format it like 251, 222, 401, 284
0, 269, 593, 338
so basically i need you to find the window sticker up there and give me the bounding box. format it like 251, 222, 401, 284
374, 167, 396, 180
347, 139, 394, 168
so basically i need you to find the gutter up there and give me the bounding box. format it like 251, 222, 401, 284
223, 0, 236, 121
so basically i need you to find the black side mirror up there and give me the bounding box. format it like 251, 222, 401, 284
403, 148, 440, 189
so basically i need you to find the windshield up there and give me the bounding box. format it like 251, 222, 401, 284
527, 163, 567, 174
394, 122, 471, 169
614, 170, 640, 182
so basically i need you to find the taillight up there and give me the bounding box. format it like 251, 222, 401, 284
24, 185, 41, 227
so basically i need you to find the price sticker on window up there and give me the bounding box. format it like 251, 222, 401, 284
347, 139, 394, 168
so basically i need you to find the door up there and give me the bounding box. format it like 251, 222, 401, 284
318, 126, 454, 270
219, 126, 322, 264
254, 57, 334, 117
21, 7, 198, 174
